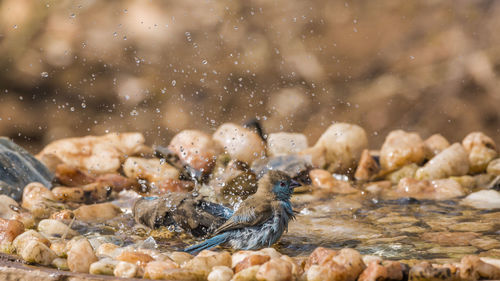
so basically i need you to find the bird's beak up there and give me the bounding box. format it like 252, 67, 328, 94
290, 179, 302, 189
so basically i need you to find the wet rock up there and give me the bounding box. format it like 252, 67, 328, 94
13, 230, 50, 252
0, 195, 22, 220
309, 169, 359, 194
252, 155, 312, 180
133, 194, 229, 237
415, 143, 469, 180
364, 181, 392, 195
354, 150, 380, 181
50, 240, 68, 257
168, 251, 194, 266
37, 132, 147, 174
55, 164, 95, 187
306, 247, 365, 281
0, 137, 54, 200
396, 178, 465, 200
116, 250, 154, 268
463, 132, 498, 174
51, 186, 85, 202
144, 260, 181, 279
421, 232, 479, 246
424, 134, 450, 159
182, 250, 232, 277
22, 182, 67, 219
408, 262, 458, 281
301, 123, 368, 173
52, 257, 69, 270
123, 157, 179, 184
97, 243, 120, 258
231, 265, 260, 281
386, 164, 418, 184
235, 254, 270, 273
81, 182, 115, 203
487, 159, 500, 175
256, 258, 293, 281
50, 209, 75, 220
0, 218, 24, 243
213, 123, 266, 164
380, 130, 425, 171
358, 260, 405, 281
114, 261, 139, 278
460, 255, 500, 280
266, 132, 308, 156
18, 239, 57, 266
461, 190, 500, 209
168, 130, 221, 173
89, 258, 118, 275
280, 255, 304, 278
207, 266, 233, 281
37, 219, 78, 238
73, 202, 122, 222
67, 237, 98, 273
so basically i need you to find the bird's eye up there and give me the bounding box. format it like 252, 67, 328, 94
279, 181, 286, 187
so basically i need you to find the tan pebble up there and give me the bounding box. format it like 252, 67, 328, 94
309, 169, 358, 194
182, 250, 231, 276
256, 258, 293, 281
355, 149, 380, 181
73, 202, 122, 222
257, 248, 282, 260
280, 255, 304, 278
50, 210, 75, 220
364, 181, 392, 195
50, 240, 68, 257
116, 251, 154, 268
169, 129, 221, 172
52, 257, 69, 270
114, 261, 139, 278
143, 260, 180, 279
0, 218, 24, 243
123, 157, 179, 183
51, 187, 85, 202
424, 134, 450, 158
13, 230, 50, 251
67, 238, 98, 273
96, 243, 119, 258
380, 130, 425, 171
168, 251, 193, 265
37, 219, 78, 238
55, 164, 95, 187
460, 255, 500, 280
487, 159, 500, 175
208, 265, 233, 281
409, 262, 458, 281
266, 132, 308, 157
22, 182, 66, 219
330, 248, 366, 281
386, 163, 418, 184
89, 258, 118, 275
416, 143, 469, 180
305, 247, 337, 270
213, 123, 265, 164
231, 250, 256, 268
231, 265, 260, 281
19, 239, 57, 266
235, 254, 270, 273
463, 132, 498, 174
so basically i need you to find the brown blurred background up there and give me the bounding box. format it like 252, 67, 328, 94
1, 0, 499, 152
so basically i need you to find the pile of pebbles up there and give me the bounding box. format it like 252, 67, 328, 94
0, 123, 499, 280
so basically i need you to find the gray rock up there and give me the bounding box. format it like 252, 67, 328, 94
0, 137, 53, 200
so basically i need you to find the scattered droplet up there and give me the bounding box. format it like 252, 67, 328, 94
13, 25, 18, 29
69, 13, 76, 18
171, 80, 176, 87
202, 59, 208, 65
41, 72, 49, 78
70, 107, 75, 112
81, 103, 86, 108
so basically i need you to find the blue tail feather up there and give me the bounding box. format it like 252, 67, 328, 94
184, 233, 229, 255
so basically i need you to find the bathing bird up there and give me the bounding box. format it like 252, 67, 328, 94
184, 170, 301, 254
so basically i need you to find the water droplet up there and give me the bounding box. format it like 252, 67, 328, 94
202, 59, 208, 65
70, 107, 75, 112
130, 109, 139, 116
171, 80, 176, 87
81, 103, 86, 108
123, 36, 127, 40
161, 88, 167, 94
40, 72, 49, 78
13, 25, 18, 29
113, 32, 118, 37
69, 13, 76, 18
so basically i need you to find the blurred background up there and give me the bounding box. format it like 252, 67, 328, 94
1, 0, 499, 152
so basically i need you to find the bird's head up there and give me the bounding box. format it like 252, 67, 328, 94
257, 170, 301, 201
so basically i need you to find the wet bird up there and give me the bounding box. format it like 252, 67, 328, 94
185, 170, 301, 254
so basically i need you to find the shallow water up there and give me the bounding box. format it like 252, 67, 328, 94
103, 189, 500, 262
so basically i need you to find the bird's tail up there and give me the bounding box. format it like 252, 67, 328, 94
184, 233, 229, 255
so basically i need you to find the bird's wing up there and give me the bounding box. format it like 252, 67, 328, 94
213, 197, 273, 234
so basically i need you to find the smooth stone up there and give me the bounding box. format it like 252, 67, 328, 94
123, 157, 179, 183
380, 130, 425, 171
52, 257, 69, 270
89, 258, 118, 275
461, 190, 500, 209
266, 132, 308, 157
67, 237, 98, 273
487, 159, 500, 175
415, 143, 469, 180
114, 261, 139, 278
37, 219, 78, 238
18, 239, 57, 266
207, 266, 233, 281
74, 202, 122, 222
213, 123, 265, 164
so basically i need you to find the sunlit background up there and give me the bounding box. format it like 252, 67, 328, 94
1, 0, 499, 152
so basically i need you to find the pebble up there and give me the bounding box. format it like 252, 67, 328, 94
37, 132, 147, 174
89, 258, 118, 275
420, 232, 479, 246
386, 164, 418, 184
354, 149, 380, 181
182, 250, 232, 277
50, 240, 68, 257
380, 130, 425, 171
0, 218, 24, 243
169, 130, 221, 172
460, 255, 500, 280
114, 261, 139, 278
396, 178, 465, 200
423, 134, 450, 158
116, 250, 154, 268
462, 132, 498, 174
415, 143, 469, 180
13, 230, 50, 252
168, 251, 194, 265
358, 260, 405, 281
37, 219, 78, 238
50, 210, 75, 220
73, 202, 122, 222
234, 254, 270, 273
207, 266, 233, 281
143, 260, 180, 279
123, 157, 179, 184
67, 237, 98, 273
55, 164, 95, 187
51, 186, 85, 202
302, 123, 368, 173
213, 123, 266, 164
309, 169, 359, 194
461, 190, 500, 209
256, 258, 293, 281
231, 265, 260, 281
487, 158, 500, 175
22, 182, 67, 219
18, 239, 57, 266
409, 262, 458, 281
266, 132, 308, 157
97, 243, 120, 258
52, 257, 69, 270
447, 222, 495, 232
